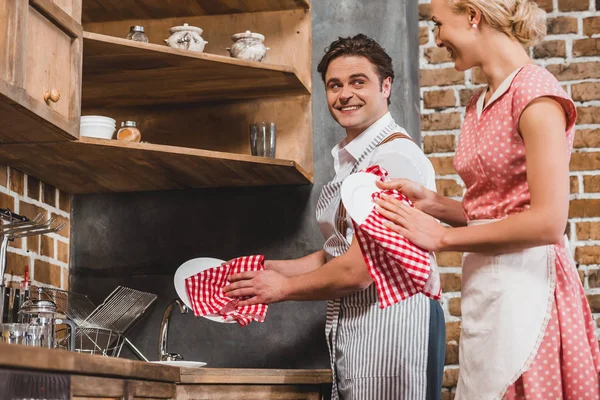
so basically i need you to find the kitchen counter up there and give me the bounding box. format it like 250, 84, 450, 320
0, 343, 332, 399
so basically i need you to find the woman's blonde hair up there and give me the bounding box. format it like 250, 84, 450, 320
446, 0, 547, 46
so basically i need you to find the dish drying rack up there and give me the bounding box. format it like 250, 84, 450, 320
33, 286, 157, 358
0, 208, 66, 323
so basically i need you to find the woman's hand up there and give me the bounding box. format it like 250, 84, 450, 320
376, 178, 432, 210
374, 194, 447, 252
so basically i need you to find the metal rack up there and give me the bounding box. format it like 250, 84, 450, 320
0, 208, 66, 323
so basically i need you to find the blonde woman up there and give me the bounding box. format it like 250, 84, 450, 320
374, 0, 600, 398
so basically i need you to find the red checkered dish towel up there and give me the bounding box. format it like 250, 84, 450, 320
351, 165, 441, 308
185, 255, 268, 326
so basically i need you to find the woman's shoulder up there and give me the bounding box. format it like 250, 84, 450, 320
511, 64, 562, 93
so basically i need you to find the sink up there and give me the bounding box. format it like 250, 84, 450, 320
150, 361, 207, 368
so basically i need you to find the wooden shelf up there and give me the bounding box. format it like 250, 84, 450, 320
82, 32, 310, 108
0, 137, 312, 194
82, 0, 311, 23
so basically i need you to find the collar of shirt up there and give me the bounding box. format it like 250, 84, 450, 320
476, 66, 525, 118
331, 112, 394, 175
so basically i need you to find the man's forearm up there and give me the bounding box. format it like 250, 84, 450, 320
281, 240, 373, 301
265, 250, 327, 277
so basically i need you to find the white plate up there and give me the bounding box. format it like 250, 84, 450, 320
174, 257, 236, 323
341, 172, 380, 226
150, 360, 207, 368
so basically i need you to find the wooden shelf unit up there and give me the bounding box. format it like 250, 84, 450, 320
82, 32, 310, 108
0, 137, 312, 193
81, 0, 311, 23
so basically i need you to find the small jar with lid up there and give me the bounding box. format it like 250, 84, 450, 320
117, 121, 142, 142
127, 26, 149, 43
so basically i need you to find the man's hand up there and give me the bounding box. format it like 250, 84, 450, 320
223, 270, 289, 306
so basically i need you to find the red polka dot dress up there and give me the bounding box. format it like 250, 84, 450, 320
454, 64, 600, 399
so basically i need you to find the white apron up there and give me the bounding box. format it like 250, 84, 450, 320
455, 219, 557, 400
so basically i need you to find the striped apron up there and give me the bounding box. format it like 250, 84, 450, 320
316, 120, 431, 400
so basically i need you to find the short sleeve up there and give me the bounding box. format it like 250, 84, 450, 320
511, 67, 577, 133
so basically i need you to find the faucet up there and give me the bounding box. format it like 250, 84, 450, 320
158, 298, 189, 361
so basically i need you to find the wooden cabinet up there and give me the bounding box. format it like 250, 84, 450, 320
0, 0, 313, 192
71, 375, 177, 399
0, 0, 82, 143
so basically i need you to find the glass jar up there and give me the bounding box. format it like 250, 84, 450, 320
127, 26, 149, 43
117, 121, 142, 142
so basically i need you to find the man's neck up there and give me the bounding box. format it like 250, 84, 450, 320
344, 110, 389, 142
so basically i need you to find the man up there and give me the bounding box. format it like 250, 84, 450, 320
225, 34, 445, 400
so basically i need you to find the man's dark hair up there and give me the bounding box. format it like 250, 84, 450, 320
317, 34, 394, 105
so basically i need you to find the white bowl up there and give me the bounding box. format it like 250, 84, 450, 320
80, 125, 115, 139
80, 122, 116, 128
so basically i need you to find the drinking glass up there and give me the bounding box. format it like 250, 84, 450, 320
249, 122, 276, 158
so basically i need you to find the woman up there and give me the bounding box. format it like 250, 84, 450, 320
374, 0, 600, 398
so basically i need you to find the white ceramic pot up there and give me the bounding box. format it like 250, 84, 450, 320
164, 23, 208, 52
226, 30, 269, 62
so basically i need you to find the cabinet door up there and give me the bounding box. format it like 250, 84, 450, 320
0, 0, 82, 143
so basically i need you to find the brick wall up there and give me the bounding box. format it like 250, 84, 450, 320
0, 165, 70, 290
418, 0, 600, 397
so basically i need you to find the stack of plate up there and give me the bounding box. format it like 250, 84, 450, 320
80, 116, 116, 139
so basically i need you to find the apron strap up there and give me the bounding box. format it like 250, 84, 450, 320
337, 132, 412, 235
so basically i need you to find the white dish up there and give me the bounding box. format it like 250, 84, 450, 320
150, 360, 207, 368
81, 115, 116, 123
340, 172, 380, 226
174, 257, 236, 323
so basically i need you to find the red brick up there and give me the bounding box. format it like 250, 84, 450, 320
547, 62, 600, 81
441, 273, 462, 292
0, 192, 15, 210
570, 152, 600, 172
424, 90, 456, 109
421, 112, 461, 131
569, 199, 600, 218
420, 27, 429, 45
425, 47, 453, 64
9, 168, 24, 195
570, 176, 579, 194
5, 252, 29, 278
58, 191, 71, 213
62, 268, 69, 290
575, 246, 600, 265
533, 40, 566, 58
588, 294, 600, 313
572, 82, 600, 102
420, 68, 465, 87
436, 252, 463, 267
429, 156, 457, 175
577, 107, 600, 125
42, 183, 56, 207
459, 88, 482, 107
547, 17, 578, 35
40, 235, 54, 258
34, 259, 62, 287
419, 3, 432, 21
19, 202, 47, 220
424, 134, 456, 153
574, 129, 600, 148
446, 321, 461, 342
51, 213, 69, 239
535, 0, 554, 12
448, 297, 461, 316
445, 342, 459, 365
573, 38, 600, 57
589, 269, 600, 288
57, 240, 69, 264
27, 175, 40, 200
558, 0, 590, 11
577, 222, 600, 240
443, 368, 459, 388
26, 236, 39, 254
583, 17, 600, 37
436, 179, 464, 197
584, 175, 600, 192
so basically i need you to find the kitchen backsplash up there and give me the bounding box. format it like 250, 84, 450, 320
0, 165, 70, 290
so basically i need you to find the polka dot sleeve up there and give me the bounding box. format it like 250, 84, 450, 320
511, 67, 577, 134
